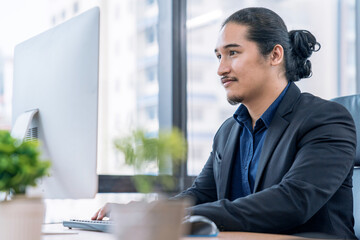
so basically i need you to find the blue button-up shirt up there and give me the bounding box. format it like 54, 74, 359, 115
229, 83, 290, 201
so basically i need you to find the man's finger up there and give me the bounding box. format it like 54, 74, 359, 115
97, 207, 107, 220
91, 209, 101, 220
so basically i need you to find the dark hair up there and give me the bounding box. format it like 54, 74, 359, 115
222, 7, 320, 82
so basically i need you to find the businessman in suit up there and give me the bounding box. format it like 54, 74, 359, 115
172, 7, 357, 239
93, 7, 356, 239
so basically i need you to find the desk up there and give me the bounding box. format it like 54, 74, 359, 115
42, 224, 306, 240
42, 195, 308, 240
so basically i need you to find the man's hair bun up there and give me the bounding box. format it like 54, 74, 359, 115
288, 30, 321, 80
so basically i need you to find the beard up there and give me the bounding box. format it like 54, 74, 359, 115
227, 96, 243, 105
221, 76, 243, 105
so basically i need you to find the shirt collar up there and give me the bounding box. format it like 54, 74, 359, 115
233, 82, 290, 128
233, 104, 250, 126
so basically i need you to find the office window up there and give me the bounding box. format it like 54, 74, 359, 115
0, 0, 164, 178
145, 106, 157, 120
73, 2, 79, 14
145, 66, 157, 82
52, 16, 56, 25
147, 0, 155, 6
61, 10, 66, 20
186, 0, 357, 175
144, 27, 155, 43
339, 0, 356, 95
0, 54, 4, 95
0, 1, 57, 131
97, 0, 162, 175
0, 0, 358, 192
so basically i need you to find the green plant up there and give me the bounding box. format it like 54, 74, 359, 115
0, 130, 51, 199
114, 128, 187, 193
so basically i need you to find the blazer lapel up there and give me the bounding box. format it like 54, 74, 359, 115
219, 123, 240, 199
254, 114, 289, 191
253, 82, 301, 192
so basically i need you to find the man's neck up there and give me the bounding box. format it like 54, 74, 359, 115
246, 81, 288, 128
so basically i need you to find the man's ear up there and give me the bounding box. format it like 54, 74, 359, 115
270, 44, 284, 66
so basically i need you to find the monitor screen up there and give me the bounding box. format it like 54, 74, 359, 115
11, 7, 100, 199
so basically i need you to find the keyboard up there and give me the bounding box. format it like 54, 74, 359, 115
63, 217, 219, 237
63, 219, 115, 232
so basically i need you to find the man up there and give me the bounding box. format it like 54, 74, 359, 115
173, 7, 356, 238
94, 7, 356, 239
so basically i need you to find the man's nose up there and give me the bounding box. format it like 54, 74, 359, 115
217, 58, 230, 76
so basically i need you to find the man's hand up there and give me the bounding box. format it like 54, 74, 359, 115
91, 203, 115, 220
91, 201, 140, 220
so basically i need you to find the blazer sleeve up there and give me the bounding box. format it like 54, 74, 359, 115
172, 151, 218, 205
186, 101, 356, 233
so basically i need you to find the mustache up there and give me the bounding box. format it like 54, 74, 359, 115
221, 76, 238, 83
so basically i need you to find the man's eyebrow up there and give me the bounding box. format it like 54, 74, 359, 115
214, 43, 241, 53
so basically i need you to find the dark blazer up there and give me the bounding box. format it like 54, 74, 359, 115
175, 83, 357, 239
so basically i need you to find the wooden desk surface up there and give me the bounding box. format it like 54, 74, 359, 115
42, 196, 309, 240
184, 232, 306, 240
42, 224, 305, 240
40, 196, 315, 240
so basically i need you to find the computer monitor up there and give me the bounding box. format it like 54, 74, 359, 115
11, 7, 100, 199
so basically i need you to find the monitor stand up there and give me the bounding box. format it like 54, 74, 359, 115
11, 109, 39, 141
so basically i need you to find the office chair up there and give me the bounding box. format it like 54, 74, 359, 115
332, 94, 360, 238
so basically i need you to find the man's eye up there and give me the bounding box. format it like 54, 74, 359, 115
229, 50, 237, 56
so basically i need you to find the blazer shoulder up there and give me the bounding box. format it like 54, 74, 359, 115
290, 93, 356, 136
215, 116, 237, 136
298, 93, 353, 117
211, 116, 238, 147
